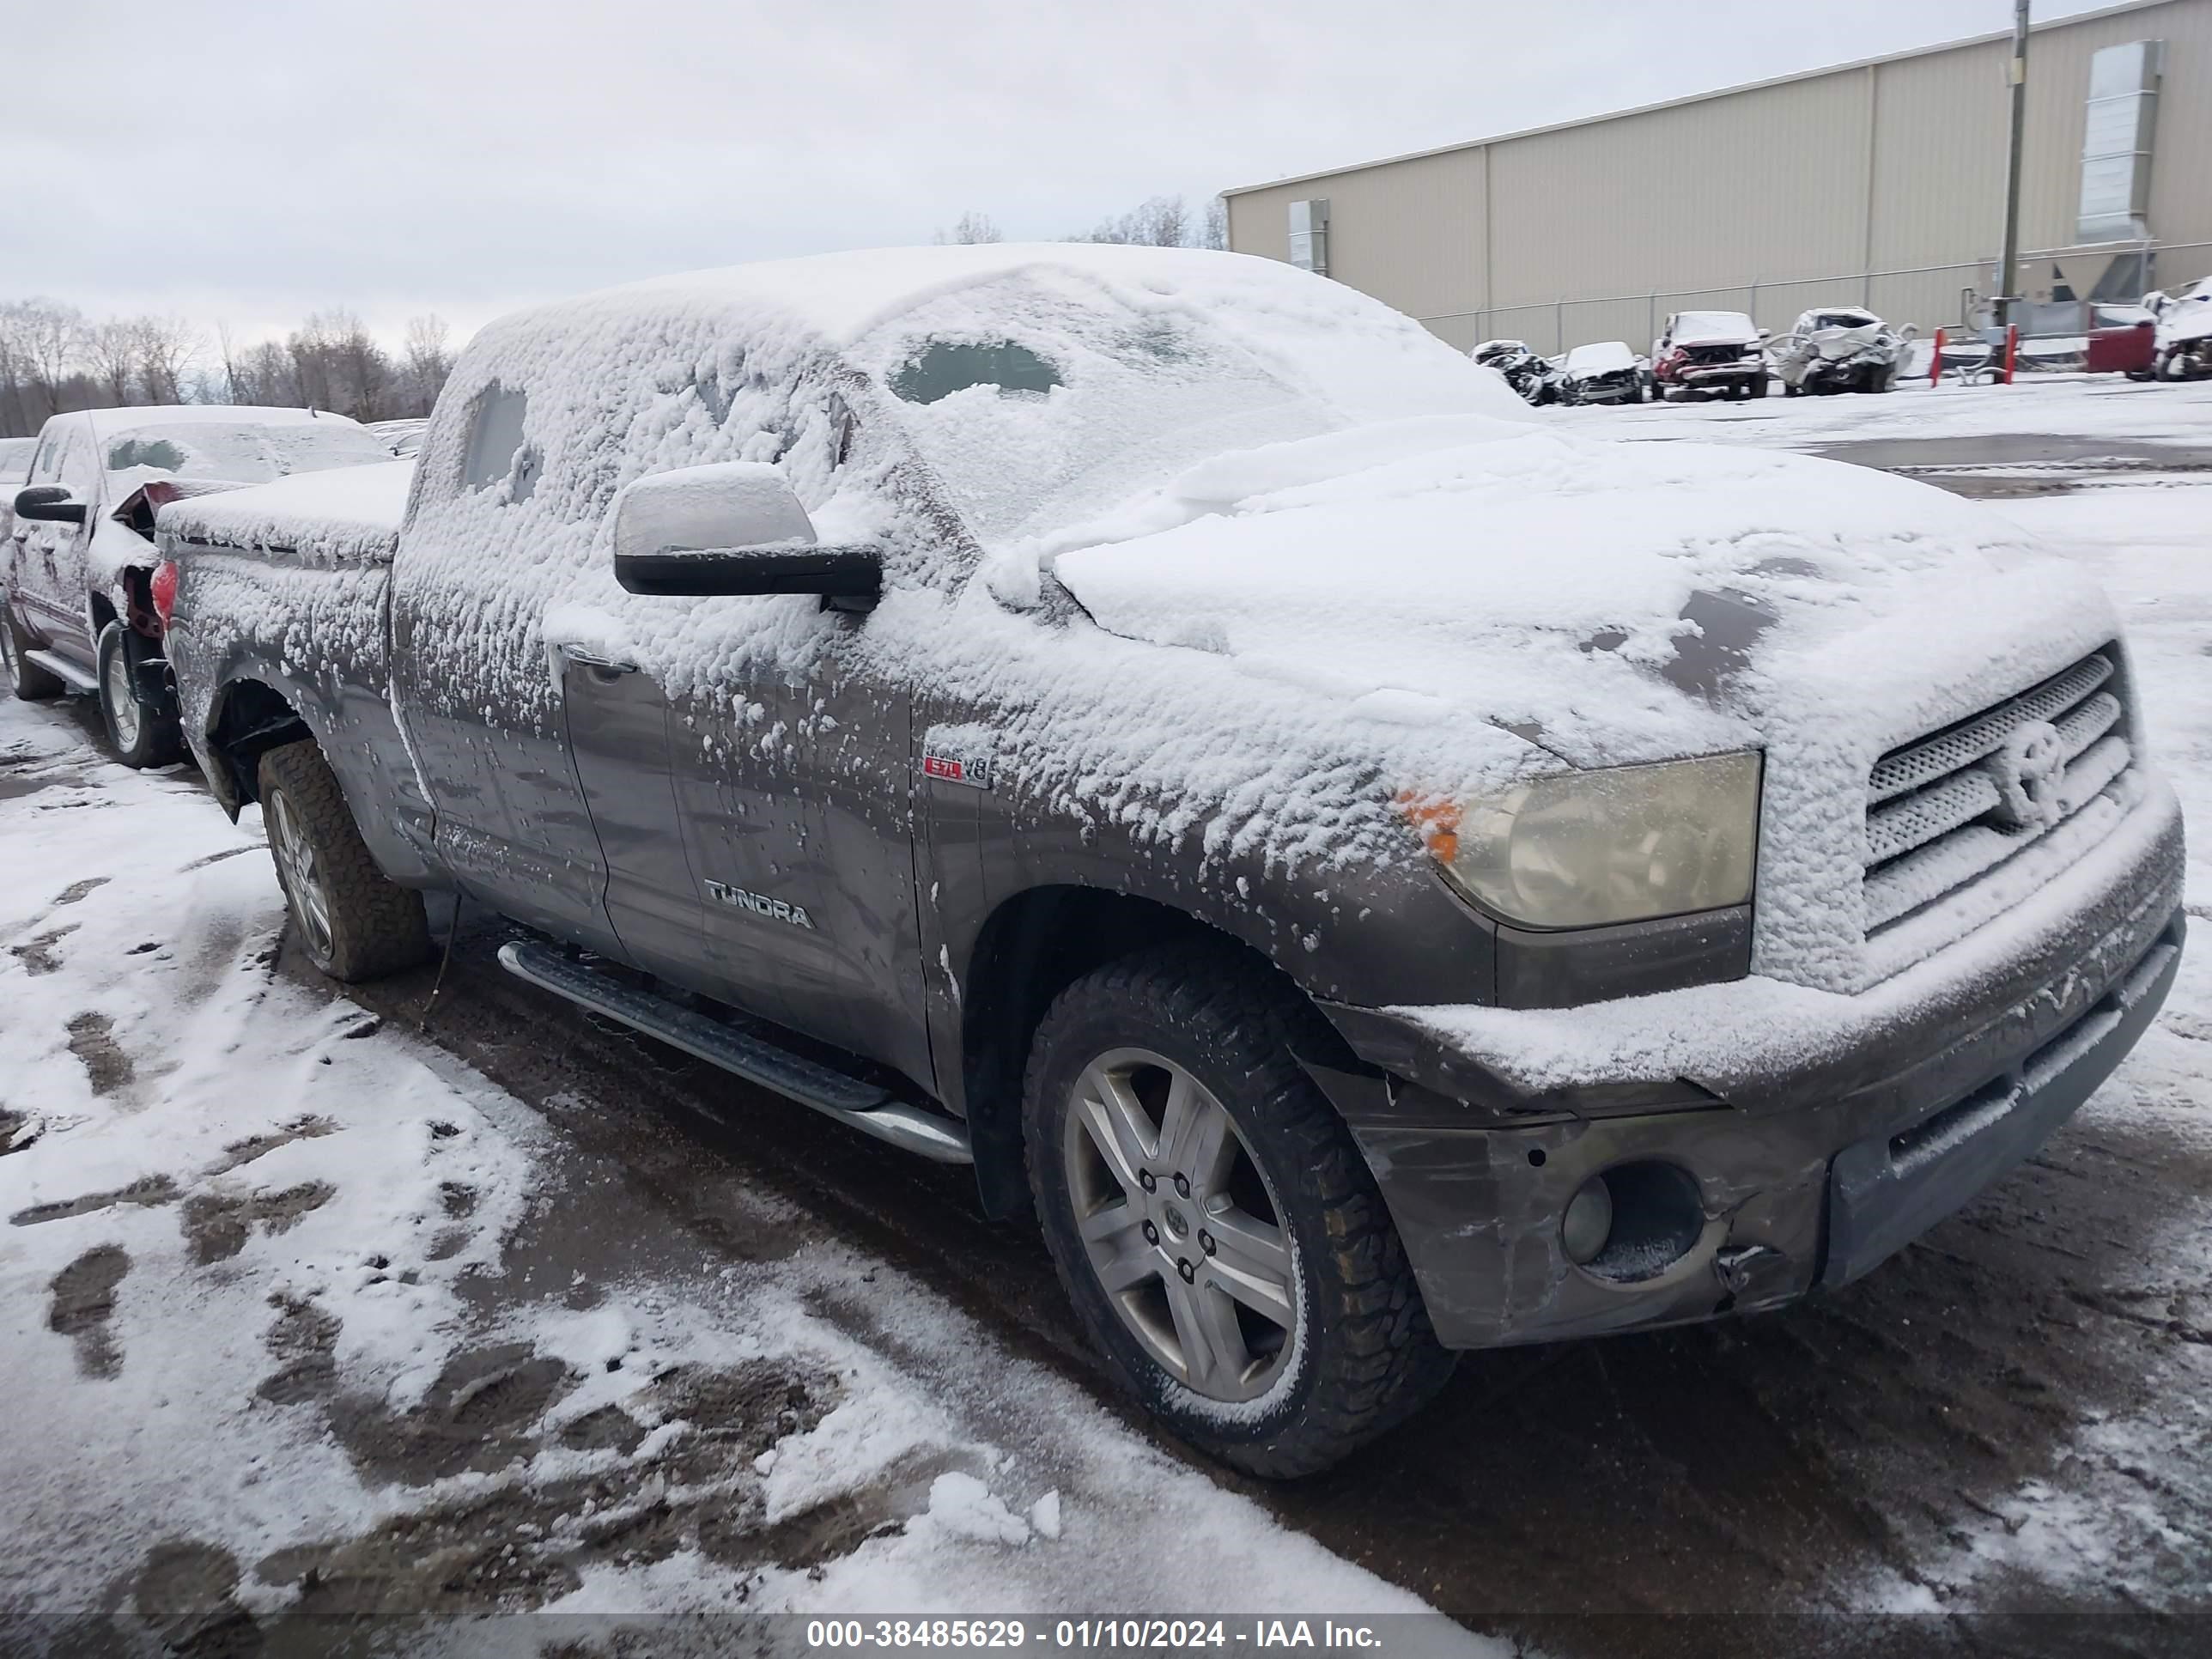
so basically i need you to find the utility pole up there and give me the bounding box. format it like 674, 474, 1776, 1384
1995, 0, 2031, 326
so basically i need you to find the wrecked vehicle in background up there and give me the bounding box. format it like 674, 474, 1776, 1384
2145, 277, 2212, 380
161, 245, 2184, 1478
1557, 340, 1652, 406
3, 406, 394, 767
1766, 307, 1916, 395
1471, 338, 1565, 405
1651, 309, 1768, 399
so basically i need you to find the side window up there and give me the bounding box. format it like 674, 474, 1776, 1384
28, 429, 64, 485
462, 384, 537, 501
58, 428, 101, 504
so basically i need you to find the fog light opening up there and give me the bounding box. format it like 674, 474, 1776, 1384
1561, 1176, 1614, 1265
1575, 1161, 1705, 1284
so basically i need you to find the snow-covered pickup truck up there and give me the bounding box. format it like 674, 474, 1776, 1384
3, 405, 395, 765
159, 246, 2185, 1477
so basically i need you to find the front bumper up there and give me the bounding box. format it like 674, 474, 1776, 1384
1673, 365, 1763, 386
1310, 793, 2185, 1350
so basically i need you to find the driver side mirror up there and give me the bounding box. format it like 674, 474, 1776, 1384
611, 462, 881, 602
14, 485, 87, 525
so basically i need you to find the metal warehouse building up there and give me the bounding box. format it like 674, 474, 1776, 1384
1224, 0, 2212, 354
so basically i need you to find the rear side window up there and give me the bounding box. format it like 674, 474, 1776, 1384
463, 385, 536, 499
890, 340, 1060, 404
107, 436, 189, 471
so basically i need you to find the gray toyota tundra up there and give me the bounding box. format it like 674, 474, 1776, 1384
155, 245, 2185, 1476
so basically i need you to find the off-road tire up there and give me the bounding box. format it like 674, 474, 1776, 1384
95, 621, 183, 769
1024, 947, 1456, 1479
3, 595, 65, 701
1747, 375, 1769, 398
258, 738, 433, 981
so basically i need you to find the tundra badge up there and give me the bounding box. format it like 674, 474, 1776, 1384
703, 880, 815, 930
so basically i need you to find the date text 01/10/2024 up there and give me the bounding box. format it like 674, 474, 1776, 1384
802, 1620, 1389, 1650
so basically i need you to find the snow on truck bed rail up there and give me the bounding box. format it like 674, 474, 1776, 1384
158, 459, 415, 566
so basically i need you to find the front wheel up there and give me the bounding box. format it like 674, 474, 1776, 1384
96, 622, 182, 769
1024, 951, 1455, 1478
258, 738, 433, 981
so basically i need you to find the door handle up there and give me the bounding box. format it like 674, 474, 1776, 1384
562, 647, 638, 677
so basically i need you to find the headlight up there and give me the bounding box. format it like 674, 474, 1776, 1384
1401, 752, 1761, 929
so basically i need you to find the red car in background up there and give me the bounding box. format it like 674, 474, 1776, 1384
1651, 309, 1769, 400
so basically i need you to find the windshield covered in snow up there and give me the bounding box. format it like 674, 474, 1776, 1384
850, 269, 1514, 549
102, 420, 393, 489
1807, 310, 1879, 330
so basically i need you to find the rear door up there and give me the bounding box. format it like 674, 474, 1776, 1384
389, 382, 629, 958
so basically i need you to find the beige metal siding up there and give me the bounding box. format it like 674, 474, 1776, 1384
1487, 70, 1872, 306
1226, 0, 2212, 348
1226, 149, 1487, 329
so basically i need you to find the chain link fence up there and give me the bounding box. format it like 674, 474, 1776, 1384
1423, 240, 2212, 356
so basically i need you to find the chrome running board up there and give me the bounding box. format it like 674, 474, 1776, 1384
496, 939, 972, 1164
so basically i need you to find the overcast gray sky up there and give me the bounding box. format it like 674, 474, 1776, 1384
6, 0, 2112, 348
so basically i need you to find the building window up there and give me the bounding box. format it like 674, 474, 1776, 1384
1288, 199, 1329, 276
2077, 40, 2161, 244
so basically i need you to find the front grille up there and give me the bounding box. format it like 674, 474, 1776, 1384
1863, 648, 2133, 941
1683, 343, 1753, 367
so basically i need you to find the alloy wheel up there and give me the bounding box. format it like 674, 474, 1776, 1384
1062, 1048, 1299, 1402
269, 789, 334, 962
103, 642, 143, 751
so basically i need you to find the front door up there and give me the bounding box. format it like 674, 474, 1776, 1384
667, 617, 931, 1086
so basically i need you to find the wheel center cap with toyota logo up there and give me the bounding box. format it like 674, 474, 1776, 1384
1988, 720, 2067, 829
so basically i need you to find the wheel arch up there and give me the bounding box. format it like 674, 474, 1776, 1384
202, 677, 313, 817
955, 884, 1358, 1221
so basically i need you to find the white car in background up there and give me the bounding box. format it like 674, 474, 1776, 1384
1557, 340, 1653, 405
2145, 277, 2212, 380
0, 436, 37, 486
3, 406, 394, 765
1765, 306, 1916, 396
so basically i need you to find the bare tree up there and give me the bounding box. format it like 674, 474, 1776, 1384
402, 314, 454, 415
1072, 194, 1196, 248
215, 321, 243, 405
1200, 195, 1228, 252
88, 319, 142, 404
135, 314, 202, 405
936, 211, 1002, 245
9, 300, 88, 423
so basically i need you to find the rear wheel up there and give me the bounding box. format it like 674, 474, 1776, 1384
96, 622, 182, 769
3, 596, 65, 701
1024, 950, 1455, 1478
258, 738, 433, 981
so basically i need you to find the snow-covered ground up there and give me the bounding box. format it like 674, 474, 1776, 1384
1552, 366, 2212, 453
1, 368, 2206, 1650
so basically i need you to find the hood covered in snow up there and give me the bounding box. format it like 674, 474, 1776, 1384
1048, 418, 2115, 774
1045, 417, 2124, 994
